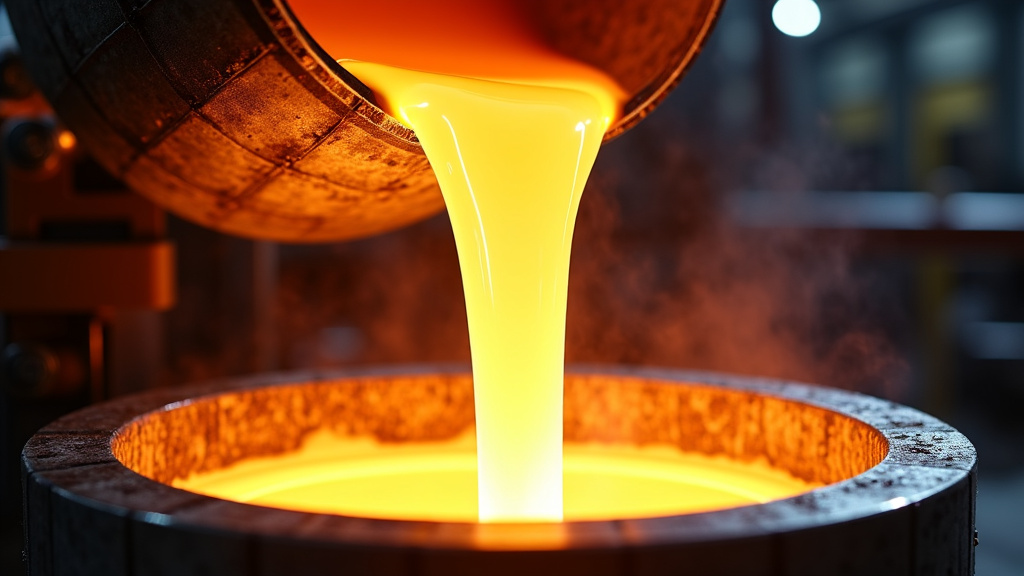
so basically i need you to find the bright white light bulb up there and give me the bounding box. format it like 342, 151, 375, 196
772, 0, 821, 38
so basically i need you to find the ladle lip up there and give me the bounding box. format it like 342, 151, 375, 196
23, 365, 976, 554
272, 0, 726, 145
606, 0, 726, 141
266, 0, 423, 147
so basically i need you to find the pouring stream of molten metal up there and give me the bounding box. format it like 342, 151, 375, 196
289, 0, 627, 522
341, 60, 616, 522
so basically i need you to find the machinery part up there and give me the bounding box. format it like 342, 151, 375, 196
5, 0, 723, 243
23, 368, 976, 576
4, 119, 54, 171
0, 112, 176, 312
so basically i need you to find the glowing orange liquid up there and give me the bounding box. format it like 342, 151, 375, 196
285, 0, 617, 85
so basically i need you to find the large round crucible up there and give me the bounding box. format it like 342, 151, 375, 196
23, 368, 976, 575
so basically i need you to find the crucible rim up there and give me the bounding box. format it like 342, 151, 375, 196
23, 365, 976, 554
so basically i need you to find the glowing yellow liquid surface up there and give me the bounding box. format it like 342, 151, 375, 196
177, 432, 815, 523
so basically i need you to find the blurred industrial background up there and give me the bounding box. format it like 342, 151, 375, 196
2, 0, 1022, 573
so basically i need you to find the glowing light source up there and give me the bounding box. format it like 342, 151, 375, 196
57, 131, 76, 151
772, 0, 821, 38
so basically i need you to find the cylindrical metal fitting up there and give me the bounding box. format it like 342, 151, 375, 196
4, 119, 55, 171
6, 0, 723, 242
23, 367, 977, 575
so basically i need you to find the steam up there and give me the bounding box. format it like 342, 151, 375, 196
560, 114, 910, 398
566, 175, 910, 398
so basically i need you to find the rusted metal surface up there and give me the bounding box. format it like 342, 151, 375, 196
5, 0, 723, 243
22, 367, 976, 575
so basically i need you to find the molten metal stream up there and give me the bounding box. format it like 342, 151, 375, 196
341, 60, 617, 522
286, 0, 627, 522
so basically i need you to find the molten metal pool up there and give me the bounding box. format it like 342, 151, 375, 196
173, 430, 818, 523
